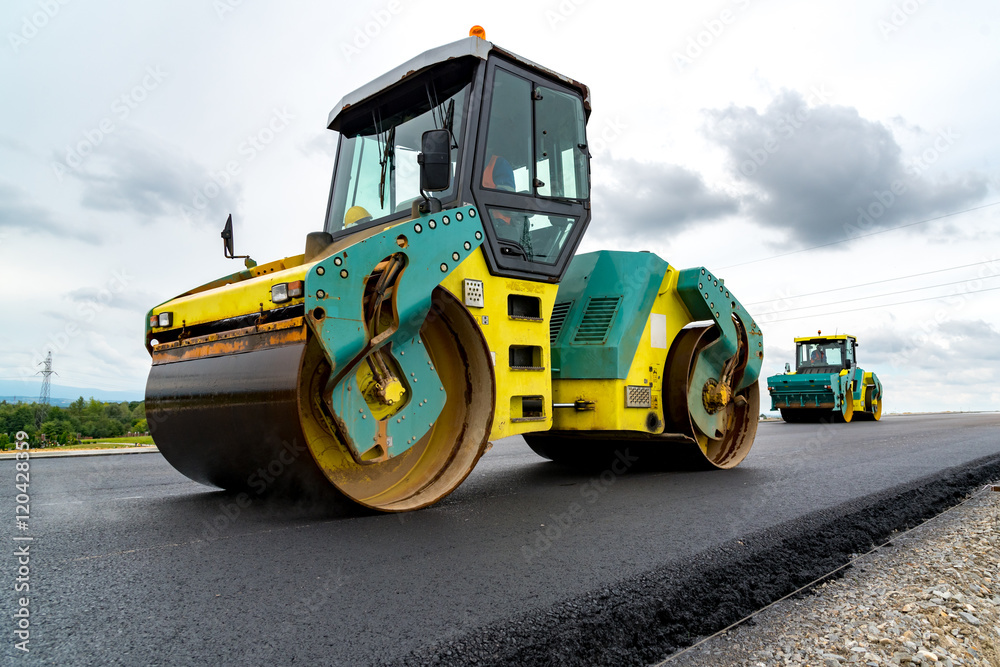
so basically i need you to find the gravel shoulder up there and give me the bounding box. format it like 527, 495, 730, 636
666, 487, 1000, 667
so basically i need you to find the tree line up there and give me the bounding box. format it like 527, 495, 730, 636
0, 398, 147, 448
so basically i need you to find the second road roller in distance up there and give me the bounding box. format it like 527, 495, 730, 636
143, 29, 764, 512
767, 332, 883, 423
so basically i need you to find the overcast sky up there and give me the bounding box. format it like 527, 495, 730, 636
2, 0, 998, 413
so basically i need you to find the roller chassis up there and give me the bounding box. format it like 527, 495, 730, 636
767, 334, 883, 423
143, 34, 766, 511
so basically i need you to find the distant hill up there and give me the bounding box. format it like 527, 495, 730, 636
0, 396, 78, 407
0, 380, 144, 404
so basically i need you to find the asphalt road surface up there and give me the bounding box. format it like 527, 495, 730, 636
2, 413, 999, 666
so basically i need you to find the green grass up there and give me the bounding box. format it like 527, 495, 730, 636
85, 435, 154, 445
63, 436, 155, 449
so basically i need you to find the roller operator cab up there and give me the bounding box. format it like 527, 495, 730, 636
766, 333, 883, 423
144, 32, 764, 512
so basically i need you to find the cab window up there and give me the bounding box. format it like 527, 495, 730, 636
797, 341, 845, 369
482, 69, 532, 194
327, 76, 470, 233
534, 86, 589, 199
486, 209, 575, 264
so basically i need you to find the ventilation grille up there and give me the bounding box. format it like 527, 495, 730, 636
625, 385, 652, 408
572, 296, 622, 345
549, 301, 572, 344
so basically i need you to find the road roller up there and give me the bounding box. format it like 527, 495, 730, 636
144, 29, 764, 511
767, 332, 883, 423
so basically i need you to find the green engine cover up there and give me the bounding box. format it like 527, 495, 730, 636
550, 250, 668, 380
550, 251, 762, 391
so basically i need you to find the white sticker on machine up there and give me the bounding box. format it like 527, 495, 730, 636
650, 313, 667, 349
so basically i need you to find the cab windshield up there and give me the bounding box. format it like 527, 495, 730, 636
326, 76, 470, 233
796, 340, 846, 371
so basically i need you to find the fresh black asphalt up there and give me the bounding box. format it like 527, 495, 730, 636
2, 413, 999, 666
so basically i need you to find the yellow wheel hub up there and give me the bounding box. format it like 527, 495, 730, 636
702, 378, 733, 415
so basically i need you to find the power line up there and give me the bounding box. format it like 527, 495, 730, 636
0, 370, 143, 393
56, 369, 137, 382
761, 283, 1000, 323
0, 370, 140, 388
745, 258, 1000, 306
719, 201, 1000, 270
750, 273, 1000, 315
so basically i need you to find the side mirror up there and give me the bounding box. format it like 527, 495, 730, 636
222, 214, 235, 258
784, 363, 791, 373
417, 129, 451, 192
220, 214, 257, 269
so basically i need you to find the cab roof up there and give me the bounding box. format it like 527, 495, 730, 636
327, 36, 591, 130
794, 334, 857, 343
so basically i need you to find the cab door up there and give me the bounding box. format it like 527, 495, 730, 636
471, 58, 591, 283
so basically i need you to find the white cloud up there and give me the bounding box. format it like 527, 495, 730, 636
66, 128, 241, 225
702, 90, 991, 245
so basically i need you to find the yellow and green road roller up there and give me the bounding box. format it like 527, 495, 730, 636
766, 333, 883, 423
144, 29, 764, 512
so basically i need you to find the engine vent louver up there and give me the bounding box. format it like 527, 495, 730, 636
572, 296, 622, 345
549, 301, 572, 344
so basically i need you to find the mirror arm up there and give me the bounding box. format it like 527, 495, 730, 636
415, 154, 441, 213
